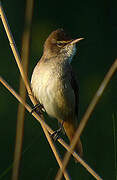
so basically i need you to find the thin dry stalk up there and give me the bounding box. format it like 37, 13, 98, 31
56, 59, 117, 180
12, 0, 34, 180
0, 1, 36, 105
0, 76, 102, 180
0, 2, 70, 179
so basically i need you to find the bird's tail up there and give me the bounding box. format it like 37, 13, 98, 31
63, 120, 83, 157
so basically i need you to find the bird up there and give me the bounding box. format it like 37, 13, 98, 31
31, 29, 84, 157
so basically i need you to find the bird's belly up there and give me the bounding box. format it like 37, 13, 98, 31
31, 70, 75, 120
45, 84, 74, 120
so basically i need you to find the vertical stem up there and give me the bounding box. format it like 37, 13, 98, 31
0, 1, 37, 106
12, 0, 34, 180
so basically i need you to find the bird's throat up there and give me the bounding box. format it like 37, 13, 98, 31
60, 44, 76, 64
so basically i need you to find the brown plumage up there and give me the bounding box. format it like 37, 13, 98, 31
31, 29, 83, 157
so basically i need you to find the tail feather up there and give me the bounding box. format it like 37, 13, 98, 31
63, 120, 83, 157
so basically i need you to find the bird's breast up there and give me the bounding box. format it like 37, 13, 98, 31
31, 61, 75, 120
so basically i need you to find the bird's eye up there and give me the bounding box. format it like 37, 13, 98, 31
56, 41, 64, 47
56, 40, 72, 47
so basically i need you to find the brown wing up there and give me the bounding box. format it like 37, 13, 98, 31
70, 67, 79, 118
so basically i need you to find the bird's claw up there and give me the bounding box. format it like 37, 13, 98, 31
31, 103, 44, 115
50, 128, 62, 141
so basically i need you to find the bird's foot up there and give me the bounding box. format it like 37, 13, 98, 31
58, 121, 65, 135
51, 121, 64, 141
50, 128, 62, 141
31, 103, 45, 115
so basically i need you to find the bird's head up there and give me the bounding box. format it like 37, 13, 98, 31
43, 29, 84, 62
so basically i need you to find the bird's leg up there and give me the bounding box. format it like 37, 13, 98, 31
58, 121, 66, 135
50, 120, 64, 141
31, 103, 45, 115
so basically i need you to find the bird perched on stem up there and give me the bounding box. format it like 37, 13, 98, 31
31, 29, 84, 157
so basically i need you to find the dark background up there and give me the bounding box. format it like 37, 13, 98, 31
0, 0, 117, 179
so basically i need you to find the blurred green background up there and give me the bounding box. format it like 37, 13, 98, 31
0, 0, 117, 179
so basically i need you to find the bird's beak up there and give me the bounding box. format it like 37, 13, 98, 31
70, 38, 84, 45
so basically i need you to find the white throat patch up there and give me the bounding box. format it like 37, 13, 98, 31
61, 44, 76, 64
